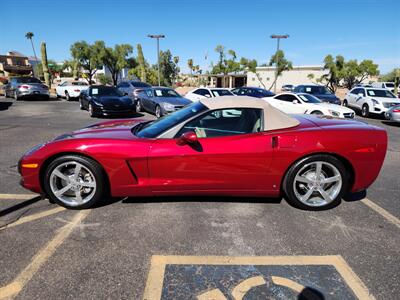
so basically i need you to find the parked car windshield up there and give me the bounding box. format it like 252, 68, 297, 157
153, 88, 181, 98
298, 94, 322, 103
131, 81, 151, 88
16, 77, 42, 84
135, 102, 208, 138
72, 82, 88, 86
366, 89, 396, 98
91, 86, 123, 97
256, 89, 275, 97
304, 86, 332, 95
211, 89, 234, 97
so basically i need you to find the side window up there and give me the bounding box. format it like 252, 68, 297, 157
146, 89, 153, 97
360, 89, 365, 96
350, 88, 359, 95
193, 89, 203, 95
297, 86, 305, 93
274, 94, 293, 101
239, 88, 247, 95
176, 108, 262, 138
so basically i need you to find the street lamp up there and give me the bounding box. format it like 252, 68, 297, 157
270, 34, 289, 93
147, 34, 165, 86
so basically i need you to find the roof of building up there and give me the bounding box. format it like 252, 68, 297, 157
200, 96, 300, 131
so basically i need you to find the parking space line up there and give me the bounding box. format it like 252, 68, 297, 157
143, 255, 373, 300
0, 193, 39, 200
0, 209, 91, 300
361, 198, 400, 229
0, 207, 66, 231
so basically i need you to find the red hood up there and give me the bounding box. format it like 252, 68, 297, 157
60, 119, 147, 140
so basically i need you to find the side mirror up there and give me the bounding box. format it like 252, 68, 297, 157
177, 131, 198, 146
358, 93, 364, 97
292, 99, 299, 104
204, 94, 211, 98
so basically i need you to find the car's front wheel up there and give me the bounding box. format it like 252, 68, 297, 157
283, 155, 348, 210
14, 91, 19, 100
88, 103, 96, 117
310, 110, 323, 116
43, 155, 106, 209
65, 91, 70, 101
361, 104, 369, 118
155, 105, 162, 118
342, 99, 348, 107
136, 100, 142, 112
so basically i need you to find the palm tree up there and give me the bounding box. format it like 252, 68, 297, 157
25, 32, 39, 76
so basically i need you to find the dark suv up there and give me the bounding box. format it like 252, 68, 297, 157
294, 85, 340, 104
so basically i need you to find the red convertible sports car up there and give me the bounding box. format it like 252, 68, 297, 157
19, 96, 387, 210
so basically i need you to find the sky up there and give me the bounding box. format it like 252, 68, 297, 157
1, 0, 399, 73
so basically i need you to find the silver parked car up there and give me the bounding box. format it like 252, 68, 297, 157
116, 81, 151, 102
4, 77, 49, 100
385, 104, 400, 122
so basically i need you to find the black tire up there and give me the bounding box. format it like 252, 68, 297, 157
283, 155, 348, 211
43, 155, 107, 209
311, 110, 323, 116
88, 103, 96, 117
361, 104, 369, 118
79, 99, 84, 110
56, 93, 60, 99
65, 91, 70, 101
136, 100, 142, 112
342, 99, 348, 107
14, 91, 19, 100
155, 105, 162, 118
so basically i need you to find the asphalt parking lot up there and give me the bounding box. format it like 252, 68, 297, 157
0, 97, 399, 299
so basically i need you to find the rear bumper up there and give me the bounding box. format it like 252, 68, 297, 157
17, 90, 49, 98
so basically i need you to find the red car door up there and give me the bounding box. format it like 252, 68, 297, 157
148, 133, 275, 194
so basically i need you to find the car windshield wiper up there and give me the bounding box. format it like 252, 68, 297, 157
132, 121, 153, 136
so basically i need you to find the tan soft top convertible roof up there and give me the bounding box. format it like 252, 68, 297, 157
200, 96, 300, 131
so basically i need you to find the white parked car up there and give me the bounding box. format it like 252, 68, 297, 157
185, 87, 234, 102
266, 93, 355, 118
343, 87, 400, 117
56, 81, 89, 101
371, 82, 396, 94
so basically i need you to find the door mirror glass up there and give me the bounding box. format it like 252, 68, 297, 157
358, 93, 364, 97
204, 94, 211, 98
177, 131, 198, 146
292, 99, 299, 104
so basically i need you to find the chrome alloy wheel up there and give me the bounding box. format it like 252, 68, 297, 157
49, 161, 97, 207
293, 161, 342, 207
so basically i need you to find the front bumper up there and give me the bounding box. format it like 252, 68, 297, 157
93, 104, 136, 115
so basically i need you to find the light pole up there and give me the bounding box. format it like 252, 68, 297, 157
270, 34, 289, 93
147, 34, 165, 86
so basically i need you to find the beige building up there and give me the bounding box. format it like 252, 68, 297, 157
0, 51, 33, 77
247, 65, 326, 89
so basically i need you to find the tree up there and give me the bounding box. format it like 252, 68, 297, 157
268, 50, 293, 90
159, 50, 180, 86
380, 68, 400, 94
136, 44, 147, 82
319, 55, 345, 93
240, 57, 264, 88
213, 45, 226, 74
62, 59, 80, 79
101, 44, 133, 85
25, 32, 39, 77
70, 41, 104, 85
187, 58, 194, 75
97, 74, 112, 85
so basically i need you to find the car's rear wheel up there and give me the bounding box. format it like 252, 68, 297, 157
361, 104, 369, 118
14, 91, 19, 100
43, 155, 106, 209
136, 100, 142, 112
283, 155, 348, 210
155, 105, 162, 118
343, 99, 348, 107
79, 99, 84, 110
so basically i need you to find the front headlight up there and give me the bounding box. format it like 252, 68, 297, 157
162, 102, 175, 111
372, 99, 379, 105
92, 99, 103, 106
328, 110, 340, 117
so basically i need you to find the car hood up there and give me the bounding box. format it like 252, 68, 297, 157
316, 102, 355, 112
54, 119, 147, 140
154, 97, 192, 105
314, 94, 340, 102
94, 96, 133, 105
370, 97, 400, 104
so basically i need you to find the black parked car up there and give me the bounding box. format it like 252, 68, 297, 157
136, 87, 192, 118
79, 85, 135, 118
293, 85, 340, 104
231, 87, 275, 98
4, 76, 49, 100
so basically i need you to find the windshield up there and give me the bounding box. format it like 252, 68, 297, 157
304, 86, 332, 95
211, 89, 233, 97
135, 102, 208, 138
366, 89, 396, 98
298, 94, 322, 103
131, 81, 151, 88
17, 77, 42, 84
256, 89, 275, 97
91, 86, 123, 97
153, 88, 181, 98
72, 82, 88, 86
